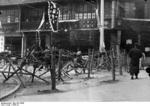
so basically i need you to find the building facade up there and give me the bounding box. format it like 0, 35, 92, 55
0, 0, 149, 56
0, 4, 21, 56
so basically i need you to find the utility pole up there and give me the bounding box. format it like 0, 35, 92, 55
97, 0, 105, 52
111, 0, 116, 29
100, 0, 105, 52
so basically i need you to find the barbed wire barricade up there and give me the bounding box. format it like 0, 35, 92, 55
0, 44, 121, 90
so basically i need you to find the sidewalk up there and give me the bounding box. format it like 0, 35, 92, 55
5, 69, 131, 101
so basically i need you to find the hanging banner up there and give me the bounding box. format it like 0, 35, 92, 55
48, 1, 59, 32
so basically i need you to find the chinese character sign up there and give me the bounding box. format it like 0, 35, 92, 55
48, 1, 59, 32
0, 36, 4, 52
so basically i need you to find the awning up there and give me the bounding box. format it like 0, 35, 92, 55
122, 18, 150, 32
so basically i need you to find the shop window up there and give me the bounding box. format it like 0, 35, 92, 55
84, 4, 88, 13
22, 6, 43, 23
15, 17, 19, 22
66, 14, 69, 20
84, 13, 88, 19
63, 14, 67, 20
59, 3, 95, 20
59, 15, 63, 20
0, 9, 19, 23
88, 13, 92, 19
79, 13, 83, 19
75, 14, 79, 20
7, 16, 11, 23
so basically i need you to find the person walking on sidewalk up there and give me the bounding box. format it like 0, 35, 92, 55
129, 43, 143, 80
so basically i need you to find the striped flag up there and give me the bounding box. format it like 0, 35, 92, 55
48, 1, 59, 32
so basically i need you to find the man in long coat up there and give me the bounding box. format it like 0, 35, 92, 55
129, 43, 142, 79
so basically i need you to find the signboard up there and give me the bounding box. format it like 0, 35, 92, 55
145, 47, 150, 52
0, 35, 4, 52
126, 39, 132, 44
0, 21, 2, 29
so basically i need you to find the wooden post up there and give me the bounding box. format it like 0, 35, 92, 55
90, 49, 94, 74
138, 34, 141, 45
21, 33, 26, 58
117, 30, 122, 75
21, 35, 24, 58
19, 5, 25, 58
58, 49, 63, 81
50, 32, 56, 90
88, 49, 91, 78
111, 45, 116, 81
50, 46, 56, 90
97, 52, 100, 70
125, 50, 129, 72
21, 32, 26, 76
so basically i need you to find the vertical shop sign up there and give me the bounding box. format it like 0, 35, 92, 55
0, 35, 4, 52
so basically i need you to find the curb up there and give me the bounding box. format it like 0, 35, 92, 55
0, 78, 21, 101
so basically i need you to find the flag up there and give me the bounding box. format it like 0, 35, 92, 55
48, 1, 59, 32
37, 12, 45, 31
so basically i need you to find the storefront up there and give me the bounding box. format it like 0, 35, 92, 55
0, 5, 22, 56
5, 35, 22, 56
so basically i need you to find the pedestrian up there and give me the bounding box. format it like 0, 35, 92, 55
76, 48, 83, 66
128, 43, 143, 80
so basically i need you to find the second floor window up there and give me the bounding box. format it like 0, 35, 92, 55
21, 6, 43, 23
59, 3, 96, 20
0, 8, 19, 24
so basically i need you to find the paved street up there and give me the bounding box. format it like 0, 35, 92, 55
6, 70, 150, 102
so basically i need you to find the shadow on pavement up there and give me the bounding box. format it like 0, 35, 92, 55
37, 89, 65, 94
101, 79, 119, 84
